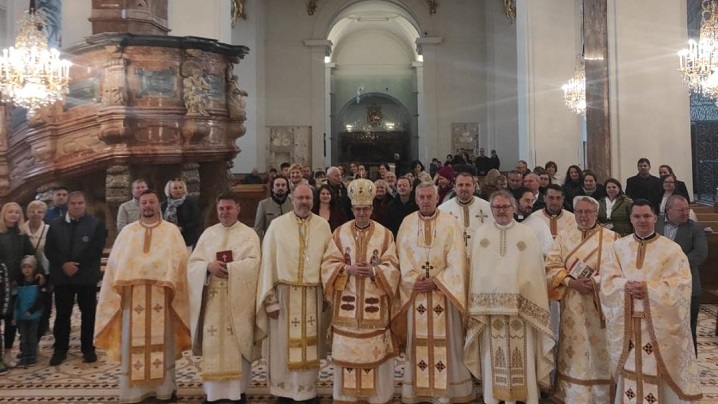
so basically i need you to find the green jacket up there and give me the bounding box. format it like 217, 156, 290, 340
598, 195, 634, 237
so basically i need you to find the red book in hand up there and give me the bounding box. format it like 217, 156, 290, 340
216, 250, 233, 263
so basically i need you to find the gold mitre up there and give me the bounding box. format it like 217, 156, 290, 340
348, 179, 376, 206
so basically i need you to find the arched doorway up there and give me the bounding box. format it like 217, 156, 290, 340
334, 93, 414, 167
323, 0, 422, 167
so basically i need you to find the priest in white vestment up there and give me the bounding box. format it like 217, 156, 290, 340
545, 196, 617, 403
438, 172, 491, 260
256, 184, 333, 402
601, 200, 702, 404
464, 190, 554, 404
95, 191, 191, 404
396, 182, 474, 404
321, 179, 401, 404
533, 184, 576, 239
188, 194, 261, 404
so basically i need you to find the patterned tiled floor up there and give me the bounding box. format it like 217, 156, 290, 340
2, 305, 718, 403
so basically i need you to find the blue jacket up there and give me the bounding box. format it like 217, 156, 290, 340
14, 280, 45, 321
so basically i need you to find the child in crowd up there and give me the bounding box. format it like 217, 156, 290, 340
13, 256, 49, 367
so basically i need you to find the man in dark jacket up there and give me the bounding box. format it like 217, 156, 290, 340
625, 158, 662, 202
45, 191, 106, 366
655, 195, 707, 355
43, 186, 68, 224
386, 176, 418, 236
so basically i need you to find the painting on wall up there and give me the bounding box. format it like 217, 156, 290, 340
451, 123, 479, 160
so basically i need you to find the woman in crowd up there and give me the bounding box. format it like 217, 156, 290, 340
562, 165, 584, 211
370, 179, 393, 227
378, 163, 391, 181
161, 179, 201, 249
411, 160, 433, 183
598, 178, 634, 237
0, 202, 37, 368
545, 161, 562, 185
480, 169, 501, 200
658, 165, 690, 202
577, 171, 605, 200
653, 174, 690, 215
312, 184, 348, 232
19, 200, 51, 338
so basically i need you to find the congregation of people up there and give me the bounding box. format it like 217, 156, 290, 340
0, 153, 708, 404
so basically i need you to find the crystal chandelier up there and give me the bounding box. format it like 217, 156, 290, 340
678, 0, 718, 100
562, 57, 586, 117
0, 0, 71, 111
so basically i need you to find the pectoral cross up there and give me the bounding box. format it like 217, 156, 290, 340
422, 261, 434, 278
463, 230, 471, 247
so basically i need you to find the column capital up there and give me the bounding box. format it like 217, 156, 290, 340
303, 39, 333, 56
416, 36, 443, 54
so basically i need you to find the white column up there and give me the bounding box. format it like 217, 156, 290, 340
168, 0, 231, 41
416, 37, 442, 165
608, 0, 691, 191
516, 0, 582, 170
413, 61, 425, 163
325, 62, 335, 168
232, 0, 265, 173
304, 39, 332, 169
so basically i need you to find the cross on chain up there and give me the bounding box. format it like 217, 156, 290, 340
463, 230, 471, 247
422, 261, 434, 278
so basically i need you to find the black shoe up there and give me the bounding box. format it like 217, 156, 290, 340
276, 398, 294, 404
49, 352, 67, 366
83, 351, 97, 363
234, 394, 247, 404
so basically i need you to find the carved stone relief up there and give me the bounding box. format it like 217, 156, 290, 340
266, 126, 311, 170
105, 165, 131, 206
182, 163, 201, 198
451, 123, 479, 158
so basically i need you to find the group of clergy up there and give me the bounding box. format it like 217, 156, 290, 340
93, 173, 702, 404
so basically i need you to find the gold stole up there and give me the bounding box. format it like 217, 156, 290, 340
201, 277, 243, 380
412, 212, 449, 396
490, 316, 529, 401
544, 210, 559, 238
566, 227, 606, 327
287, 216, 320, 370
287, 285, 319, 370
623, 292, 660, 403
127, 285, 168, 386
621, 235, 660, 403
456, 198, 488, 248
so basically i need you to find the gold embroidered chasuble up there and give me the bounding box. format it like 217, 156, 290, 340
395, 210, 470, 399
95, 220, 191, 386
545, 225, 618, 403
256, 212, 333, 371
535, 209, 577, 239
321, 220, 401, 398
464, 221, 554, 402
601, 235, 702, 403
438, 196, 491, 254
187, 221, 261, 381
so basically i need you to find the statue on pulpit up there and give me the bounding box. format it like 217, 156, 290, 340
182, 62, 210, 116
227, 76, 248, 121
